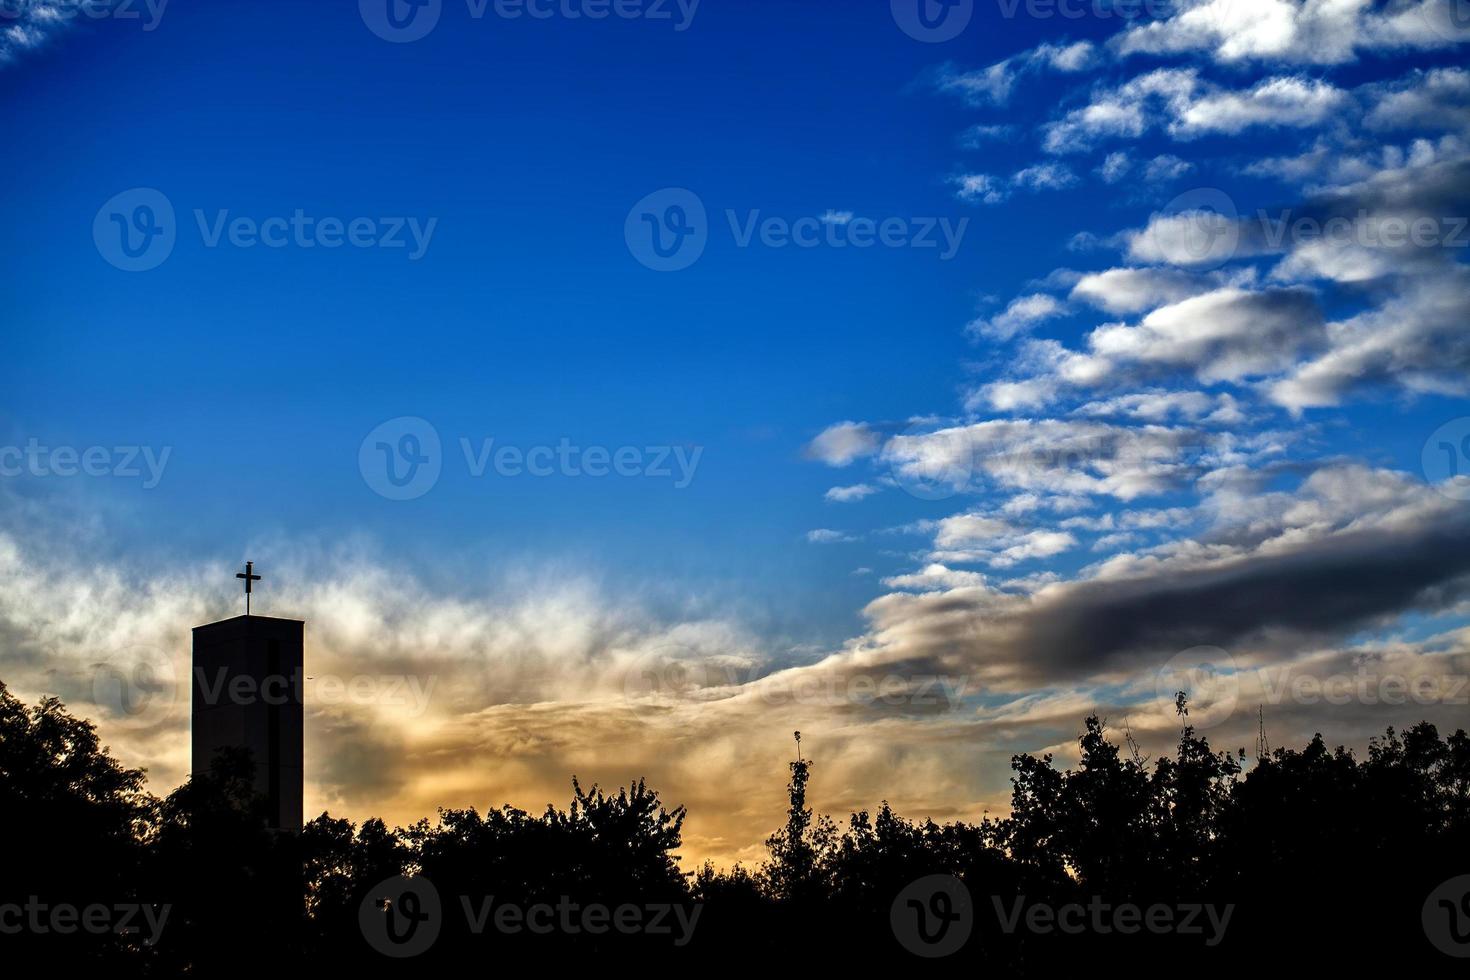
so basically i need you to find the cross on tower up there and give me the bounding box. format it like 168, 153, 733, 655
236, 560, 261, 615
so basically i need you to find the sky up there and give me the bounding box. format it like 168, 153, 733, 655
2, 0, 1469, 867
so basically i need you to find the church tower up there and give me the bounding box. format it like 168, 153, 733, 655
191, 562, 304, 832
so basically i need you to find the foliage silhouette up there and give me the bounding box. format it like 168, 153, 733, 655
2, 679, 1467, 971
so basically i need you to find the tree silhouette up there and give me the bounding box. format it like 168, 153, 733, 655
2, 681, 1467, 971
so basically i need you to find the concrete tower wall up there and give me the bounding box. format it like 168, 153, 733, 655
191, 614, 304, 833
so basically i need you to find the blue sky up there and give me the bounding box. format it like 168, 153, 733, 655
3, 0, 1469, 866
4, 0, 1066, 642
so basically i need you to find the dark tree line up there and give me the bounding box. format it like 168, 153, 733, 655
2, 678, 1466, 972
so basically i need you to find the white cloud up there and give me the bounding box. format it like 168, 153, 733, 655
806, 528, 856, 544
1070, 267, 1213, 313
1087, 286, 1325, 383
806, 421, 881, 466
1173, 76, 1349, 136
960, 123, 1016, 146
1143, 154, 1195, 181
1, 4, 67, 67
967, 293, 1066, 340
825, 484, 878, 503
1012, 162, 1081, 191
882, 564, 989, 591
1364, 67, 1470, 133
1074, 390, 1245, 424
952, 173, 1005, 205
882, 418, 1228, 500
1269, 265, 1470, 410
926, 514, 1080, 568
934, 41, 1097, 107
1043, 68, 1198, 152
1042, 70, 1348, 152
1098, 151, 1133, 183
1114, 0, 1469, 65
953, 164, 1080, 205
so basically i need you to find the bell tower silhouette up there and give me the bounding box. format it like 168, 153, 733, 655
191, 561, 304, 832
